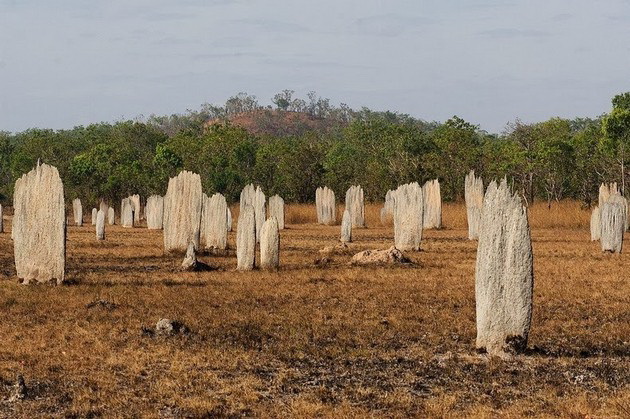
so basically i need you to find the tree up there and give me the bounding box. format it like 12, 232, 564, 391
253, 134, 325, 202
306, 91, 332, 118
272, 90, 294, 111
67, 122, 168, 205
2, 90, 628, 207
153, 143, 183, 186
612, 92, 630, 110
147, 109, 212, 137
503, 120, 538, 205
0, 132, 13, 202
165, 122, 257, 201
480, 135, 523, 187
531, 118, 574, 207
572, 120, 606, 205
603, 92, 630, 194
322, 115, 432, 200
428, 116, 481, 200
225, 92, 260, 115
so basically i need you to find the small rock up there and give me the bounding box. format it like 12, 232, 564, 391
432, 351, 455, 368
86, 299, 117, 310
8, 374, 27, 402
155, 318, 189, 336
141, 325, 155, 337
314, 256, 331, 266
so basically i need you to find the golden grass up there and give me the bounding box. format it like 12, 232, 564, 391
526, 200, 590, 229
285, 200, 591, 230
285, 203, 318, 225
0, 201, 627, 417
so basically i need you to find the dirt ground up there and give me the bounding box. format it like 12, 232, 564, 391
0, 202, 628, 417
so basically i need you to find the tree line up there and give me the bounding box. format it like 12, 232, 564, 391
1, 91, 629, 208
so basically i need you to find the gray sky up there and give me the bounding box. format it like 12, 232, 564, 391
1, 0, 629, 134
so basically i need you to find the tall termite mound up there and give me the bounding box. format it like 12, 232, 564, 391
345, 185, 365, 228
381, 189, 395, 225
465, 170, 484, 240
121, 197, 135, 228
130, 194, 141, 223
72, 198, 82, 227
422, 179, 441, 229
201, 193, 228, 251
96, 209, 105, 240
163, 171, 203, 253
12, 162, 66, 284
475, 179, 533, 357
590, 206, 601, 241
268, 195, 285, 230
600, 193, 626, 253
599, 182, 628, 230
236, 205, 256, 270
316, 187, 336, 225
240, 184, 266, 242
340, 210, 352, 243
146, 195, 164, 230
260, 217, 280, 269
107, 207, 115, 225
392, 182, 423, 251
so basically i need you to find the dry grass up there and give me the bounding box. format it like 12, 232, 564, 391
0, 201, 628, 417
287, 200, 592, 230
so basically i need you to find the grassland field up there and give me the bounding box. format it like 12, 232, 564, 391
0, 201, 628, 417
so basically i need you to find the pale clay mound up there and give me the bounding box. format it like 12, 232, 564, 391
350, 246, 411, 265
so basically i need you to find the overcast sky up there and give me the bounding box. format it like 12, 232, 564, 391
1, 0, 629, 134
